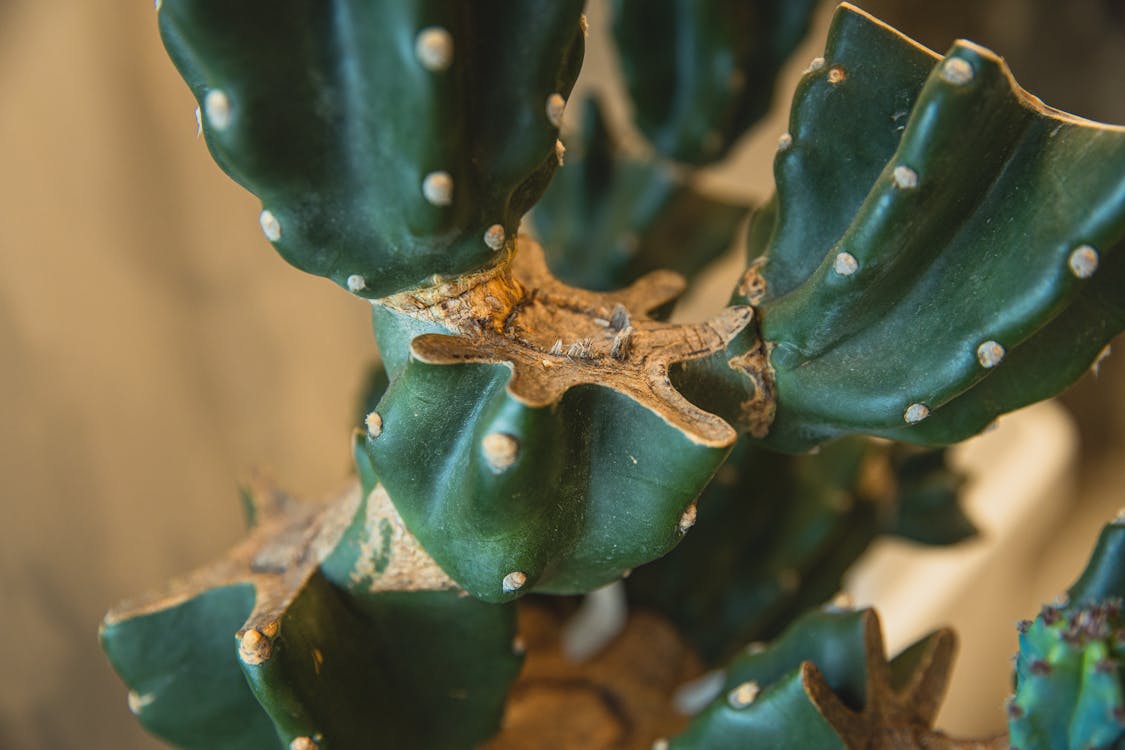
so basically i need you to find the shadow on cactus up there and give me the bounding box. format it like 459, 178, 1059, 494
101, 1, 1125, 748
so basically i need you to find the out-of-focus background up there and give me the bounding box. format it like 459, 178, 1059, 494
1, 1, 1122, 747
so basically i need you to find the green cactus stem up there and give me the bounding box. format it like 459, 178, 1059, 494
364, 237, 755, 602
612, 0, 820, 165
531, 96, 749, 291
627, 438, 971, 663
158, 0, 585, 297
101, 472, 521, 750
674, 2, 1125, 453
666, 607, 1005, 749
1008, 517, 1125, 750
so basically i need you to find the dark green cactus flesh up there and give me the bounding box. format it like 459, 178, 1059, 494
364, 239, 753, 602
159, 0, 585, 298
626, 438, 971, 664
531, 96, 749, 292
717, 3, 1125, 451
666, 607, 961, 749
101, 478, 521, 750
1008, 518, 1125, 750
612, 0, 820, 165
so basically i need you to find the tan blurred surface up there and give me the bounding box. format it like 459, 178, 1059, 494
1, 1, 1122, 748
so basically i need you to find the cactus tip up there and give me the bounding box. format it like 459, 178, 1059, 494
940, 57, 974, 85
421, 171, 454, 206
365, 411, 383, 439
904, 403, 930, 424
976, 340, 1006, 368
238, 626, 276, 666
833, 252, 859, 276
259, 210, 281, 242
482, 432, 519, 473
203, 89, 232, 131
727, 680, 761, 709
415, 27, 454, 72
892, 165, 919, 190
483, 224, 506, 251
502, 571, 528, 593
1068, 244, 1099, 279
546, 93, 567, 128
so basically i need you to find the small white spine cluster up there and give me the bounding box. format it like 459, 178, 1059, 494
727, 681, 761, 709
415, 27, 454, 72
204, 90, 232, 131
259, 210, 282, 242
502, 571, 527, 593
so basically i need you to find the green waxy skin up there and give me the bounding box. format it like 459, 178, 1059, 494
627, 438, 970, 664
364, 256, 749, 602
158, 0, 585, 298
531, 96, 749, 291
101, 479, 521, 750
612, 0, 820, 165
667, 608, 959, 749
720, 3, 1125, 452
1008, 519, 1125, 750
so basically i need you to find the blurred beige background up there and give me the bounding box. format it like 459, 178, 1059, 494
0, 1, 1122, 748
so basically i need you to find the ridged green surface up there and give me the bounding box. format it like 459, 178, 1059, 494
365, 306, 729, 603
612, 0, 819, 165
159, 0, 584, 297
1008, 519, 1125, 750
101, 482, 521, 750
531, 96, 748, 291
731, 4, 1125, 451
101, 584, 275, 750
668, 608, 954, 748
627, 438, 969, 663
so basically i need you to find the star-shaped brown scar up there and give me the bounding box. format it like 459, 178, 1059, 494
392, 237, 754, 449
802, 610, 1006, 749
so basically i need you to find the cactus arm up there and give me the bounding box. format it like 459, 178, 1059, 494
1008, 517, 1125, 750
531, 96, 749, 291
159, 0, 584, 297
667, 607, 1004, 749
674, 3, 1124, 452
364, 237, 755, 602
626, 438, 971, 663
612, 0, 820, 165
101, 475, 521, 750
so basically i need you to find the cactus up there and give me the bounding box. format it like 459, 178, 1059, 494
663, 607, 981, 749
679, 3, 1125, 452
1008, 518, 1125, 750
101, 463, 522, 750
626, 438, 970, 663
612, 0, 820, 165
160, 0, 585, 298
531, 96, 749, 291
102, 2, 1125, 748
365, 238, 753, 602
